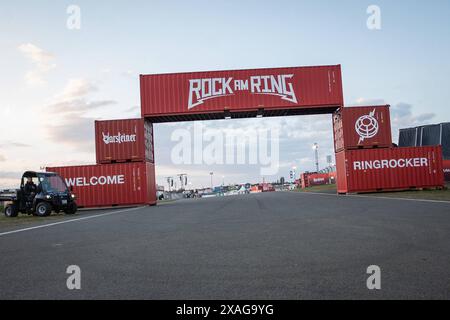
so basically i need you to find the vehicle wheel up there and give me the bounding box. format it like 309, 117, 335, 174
36, 202, 52, 217
64, 202, 77, 215
4, 204, 18, 217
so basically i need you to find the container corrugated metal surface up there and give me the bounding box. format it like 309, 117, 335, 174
335, 151, 348, 192
333, 105, 392, 152
336, 146, 444, 193
140, 65, 343, 121
95, 118, 154, 164
46, 162, 156, 208
300, 173, 309, 188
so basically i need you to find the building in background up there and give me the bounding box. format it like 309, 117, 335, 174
399, 123, 450, 181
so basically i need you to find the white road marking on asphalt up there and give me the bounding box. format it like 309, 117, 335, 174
0, 207, 143, 237
300, 191, 450, 204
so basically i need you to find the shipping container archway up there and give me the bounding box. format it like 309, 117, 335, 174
46, 64, 444, 208
140, 65, 344, 201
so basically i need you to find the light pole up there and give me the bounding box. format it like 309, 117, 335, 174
326, 155, 332, 168
177, 173, 187, 189
166, 177, 174, 200
166, 177, 173, 192
312, 143, 319, 172
210, 172, 213, 190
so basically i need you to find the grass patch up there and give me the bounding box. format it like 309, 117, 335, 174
295, 183, 450, 202
363, 187, 450, 201
0, 206, 138, 229
295, 184, 337, 193
0, 211, 73, 229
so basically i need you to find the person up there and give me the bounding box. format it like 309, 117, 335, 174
24, 177, 37, 194
24, 177, 37, 204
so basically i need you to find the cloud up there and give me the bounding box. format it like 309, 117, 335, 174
125, 105, 140, 114
121, 70, 135, 78
0, 141, 31, 148
18, 43, 56, 85
48, 98, 116, 115
46, 116, 95, 152
56, 78, 97, 100
390, 102, 436, 127
349, 99, 436, 128
350, 98, 385, 106
389, 102, 436, 143
44, 78, 116, 151
0, 171, 23, 189
0, 171, 22, 179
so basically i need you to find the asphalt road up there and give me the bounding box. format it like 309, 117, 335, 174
0, 191, 450, 299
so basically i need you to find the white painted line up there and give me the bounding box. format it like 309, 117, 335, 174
299, 191, 450, 204
0, 207, 143, 237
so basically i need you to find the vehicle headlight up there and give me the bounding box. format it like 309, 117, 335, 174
70, 194, 76, 199
45, 195, 52, 199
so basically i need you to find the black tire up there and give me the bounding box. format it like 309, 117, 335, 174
4, 204, 18, 217
36, 202, 52, 217
64, 202, 77, 215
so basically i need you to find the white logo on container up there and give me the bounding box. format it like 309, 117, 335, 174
102, 132, 137, 145
187, 74, 298, 109
65, 175, 125, 187
355, 108, 379, 144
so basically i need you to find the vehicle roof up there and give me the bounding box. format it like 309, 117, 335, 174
23, 171, 57, 178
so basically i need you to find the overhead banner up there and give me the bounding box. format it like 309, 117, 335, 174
140, 65, 343, 119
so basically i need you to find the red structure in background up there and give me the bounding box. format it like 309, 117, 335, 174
336, 146, 444, 193
47, 119, 157, 208
95, 118, 154, 164
300, 172, 335, 189
334, 104, 444, 193
46, 64, 445, 206
140, 65, 343, 122
139, 65, 344, 199
333, 105, 392, 152
46, 162, 156, 208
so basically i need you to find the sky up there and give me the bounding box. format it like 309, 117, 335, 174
1, 0, 449, 189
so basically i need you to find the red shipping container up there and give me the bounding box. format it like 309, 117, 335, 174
300, 173, 309, 188
140, 65, 343, 121
308, 173, 333, 186
46, 162, 156, 208
95, 118, 154, 164
333, 105, 392, 152
336, 146, 444, 194
443, 160, 450, 181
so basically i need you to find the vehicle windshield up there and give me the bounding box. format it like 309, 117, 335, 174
37, 174, 68, 193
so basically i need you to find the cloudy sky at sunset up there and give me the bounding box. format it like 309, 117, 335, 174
1, 0, 449, 189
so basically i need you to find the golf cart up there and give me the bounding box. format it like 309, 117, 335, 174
0, 171, 77, 217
